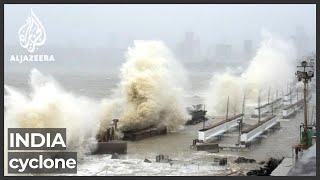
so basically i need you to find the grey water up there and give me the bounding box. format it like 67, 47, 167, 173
4, 69, 316, 175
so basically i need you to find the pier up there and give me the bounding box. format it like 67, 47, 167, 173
198, 114, 243, 142
282, 93, 311, 119
240, 115, 279, 145
282, 99, 303, 118
251, 98, 282, 118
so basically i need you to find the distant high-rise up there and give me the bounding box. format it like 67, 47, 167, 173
215, 44, 232, 59
243, 40, 253, 60
177, 32, 200, 63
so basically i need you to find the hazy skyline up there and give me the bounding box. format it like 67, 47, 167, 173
4, 4, 316, 75
5, 4, 316, 49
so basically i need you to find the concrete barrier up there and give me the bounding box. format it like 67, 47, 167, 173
92, 141, 127, 154
195, 143, 219, 153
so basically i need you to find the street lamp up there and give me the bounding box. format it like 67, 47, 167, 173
295, 59, 314, 148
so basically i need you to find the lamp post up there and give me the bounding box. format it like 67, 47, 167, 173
238, 94, 246, 145
226, 96, 230, 120
295, 60, 314, 147
202, 104, 206, 129
258, 92, 261, 124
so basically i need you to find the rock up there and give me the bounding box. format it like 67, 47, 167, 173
214, 157, 227, 166
144, 158, 152, 163
247, 157, 283, 176
247, 168, 268, 176
265, 158, 283, 174
219, 158, 227, 166
156, 154, 171, 163
111, 153, 119, 159
259, 161, 265, 165
234, 157, 256, 163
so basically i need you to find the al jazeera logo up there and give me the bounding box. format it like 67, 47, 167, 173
9, 9, 55, 63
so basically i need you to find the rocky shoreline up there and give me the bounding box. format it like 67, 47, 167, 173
246, 157, 284, 176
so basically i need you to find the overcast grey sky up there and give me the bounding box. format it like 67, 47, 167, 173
4, 4, 316, 49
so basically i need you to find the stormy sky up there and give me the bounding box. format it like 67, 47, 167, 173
5, 4, 316, 48
4, 4, 316, 74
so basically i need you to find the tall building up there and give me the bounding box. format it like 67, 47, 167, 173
215, 43, 232, 59
177, 32, 200, 63
243, 40, 253, 60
